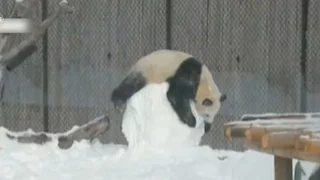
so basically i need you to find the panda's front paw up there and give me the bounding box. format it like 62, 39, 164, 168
183, 115, 196, 128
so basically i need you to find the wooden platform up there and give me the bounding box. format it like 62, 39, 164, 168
224, 113, 320, 180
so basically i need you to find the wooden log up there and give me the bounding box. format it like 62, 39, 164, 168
300, 137, 320, 153
274, 156, 292, 180
252, 132, 320, 154
57, 115, 110, 149
6, 44, 37, 71
224, 125, 305, 140
224, 119, 320, 132
225, 119, 318, 128
261, 132, 301, 149
245, 128, 266, 142
224, 114, 320, 163
241, 112, 320, 121
245, 139, 260, 148
5, 115, 110, 149
224, 126, 247, 139
242, 114, 307, 121
246, 143, 320, 163
224, 125, 258, 138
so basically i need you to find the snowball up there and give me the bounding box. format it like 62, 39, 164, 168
121, 82, 205, 151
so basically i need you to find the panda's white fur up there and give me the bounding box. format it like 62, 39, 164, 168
111, 49, 225, 133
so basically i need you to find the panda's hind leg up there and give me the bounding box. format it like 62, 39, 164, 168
111, 72, 147, 112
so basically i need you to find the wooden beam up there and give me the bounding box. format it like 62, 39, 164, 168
246, 142, 320, 163
274, 156, 292, 180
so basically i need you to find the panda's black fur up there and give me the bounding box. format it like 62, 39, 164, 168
166, 57, 202, 128
111, 72, 147, 109
111, 57, 204, 129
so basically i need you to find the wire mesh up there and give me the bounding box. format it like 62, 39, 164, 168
0, 0, 43, 132
0, 0, 317, 152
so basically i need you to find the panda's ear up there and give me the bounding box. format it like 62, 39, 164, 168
166, 58, 202, 128
220, 94, 227, 102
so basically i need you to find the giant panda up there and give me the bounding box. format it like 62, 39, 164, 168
111, 49, 226, 133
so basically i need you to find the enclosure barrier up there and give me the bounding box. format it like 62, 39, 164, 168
224, 113, 320, 180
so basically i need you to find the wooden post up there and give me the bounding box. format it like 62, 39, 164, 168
274, 156, 292, 180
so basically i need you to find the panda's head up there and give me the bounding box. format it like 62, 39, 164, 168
111, 49, 226, 133
164, 54, 225, 132
195, 65, 225, 125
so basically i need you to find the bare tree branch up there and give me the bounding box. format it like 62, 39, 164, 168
0, 0, 75, 69
6, 44, 37, 70
0, 0, 75, 102
5, 115, 110, 149
0, 66, 7, 100
0, 0, 41, 53
15, 0, 41, 18
0, 1, 18, 53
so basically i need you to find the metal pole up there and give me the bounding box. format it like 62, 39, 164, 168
41, 0, 49, 132
299, 0, 310, 113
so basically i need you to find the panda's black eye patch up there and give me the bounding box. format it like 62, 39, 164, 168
202, 99, 213, 106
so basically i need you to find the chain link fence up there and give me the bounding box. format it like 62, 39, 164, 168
0, 0, 44, 132
0, 0, 318, 152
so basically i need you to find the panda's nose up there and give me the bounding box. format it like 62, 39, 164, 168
220, 94, 227, 102
202, 99, 213, 106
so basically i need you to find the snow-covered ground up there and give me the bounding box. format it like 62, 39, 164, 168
0, 132, 316, 180
0, 129, 245, 180
0, 82, 318, 180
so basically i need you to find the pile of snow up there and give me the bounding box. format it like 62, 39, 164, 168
0, 132, 245, 180
0, 82, 318, 179
122, 82, 205, 150
1, 134, 315, 180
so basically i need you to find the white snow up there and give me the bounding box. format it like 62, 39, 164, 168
0, 82, 318, 180
0, 133, 316, 180
122, 82, 205, 150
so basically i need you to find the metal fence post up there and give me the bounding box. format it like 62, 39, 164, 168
41, 0, 49, 132
166, 0, 172, 50
299, 0, 310, 113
